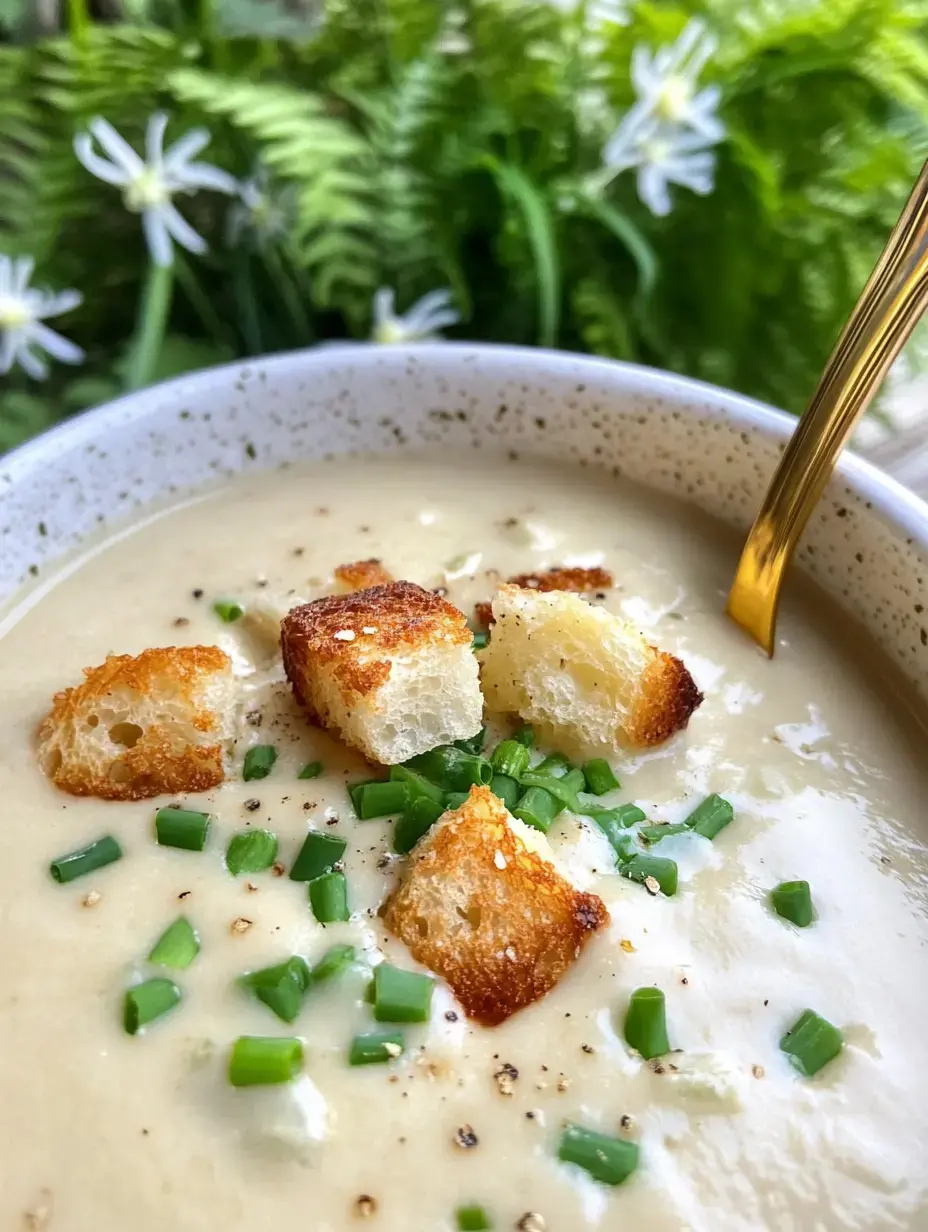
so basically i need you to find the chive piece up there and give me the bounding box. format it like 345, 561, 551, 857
582, 758, 620, 794
513, 785, 562, 833
226, 828, 278, 876
309, 871, 349, 923
394, 796, 444, 854
228, 1035, 303, 1086
243, 744, 277, 782
358, 780, 408, 819
349, 777, 386, 814
685, 793, 733, 839
155, 807, 211, 851
558, 1123, 639, 1186
519, 770, 582, 812
240, 956, 311, 1023
513, 724, 535, 747
404, 746, 493, 792
388, 765, 445, 806
771, 880, 814, 927
584, 803, 645, 828
373, 962, 434, 1023
471, 631, 489, 651
123, 977, 181, 1035
624, 986, 670, 1059
490, 739, 531, 779
310, 943, 356, 983
454, 726, 487, 755
639, 823, 691, 843
349, 1030, 406, 1066
49, 834, 122, 883
489, 773, 520, 812
780, 1009, 844, 1076
457, 1205, 492, 1231
621, 854, 678, 896
148, 916, 200, 969
589, 811, 637, 863
298, 761, 323, 780
534, 751, 572, 778
289, 831, 346, 882
445, 791, 471, 811
213, 598, 244, 623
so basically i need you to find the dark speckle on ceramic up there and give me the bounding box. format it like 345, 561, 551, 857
1, 344, 928, 694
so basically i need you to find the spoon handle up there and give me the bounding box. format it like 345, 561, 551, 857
727, 159, 928, 655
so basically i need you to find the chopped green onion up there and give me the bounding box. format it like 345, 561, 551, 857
621, 854, 678, 896
454, 726, 487, 755
457, 1205, 492, 1231
558, 1123, 639, 1186
123, 977, 181, 1035
394, 796, 444, 854
310, 943, 356, 983
582, 759, 620, 795
240, 956, 311, 1023
228, 1035, 303, 1086
349, 1030, 406, 1066
780, 1009, 844, 1077
349, 777, 386, 813
148, 916, 200, 969
405, 746, 493, 793
519, 770, 582, 813
309, 871, 349, 923
513, 784, 562, 833
388, 765, 445, 806
372, 962, 434, 1023
623, 986, 670, 1059
534, 751, 572, 778
357, 780, 408, 819
445, 791, 471, 810
471, 631, 489, 651
490, 739, 531, 779
243, 744, 277, 781
685, 793, 733, 839
289, 831, 346, 882
213, 598, 244, 623
639, 823, 691, 843
513, 725, 535, 747
155, 807, 211, 852
49, 834, 122, 883
489, 773, 520, 812
589, 810, 637, 863
770, 880, 814, 928
226, 828, 278, 876
298, 761, 323, 780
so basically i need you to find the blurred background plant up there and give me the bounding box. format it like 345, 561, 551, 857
2, 0, 928, 451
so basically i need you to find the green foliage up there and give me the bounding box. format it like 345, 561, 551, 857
1, 0, 928, 446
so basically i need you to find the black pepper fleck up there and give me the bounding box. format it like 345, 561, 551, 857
444, 1010, 459, 1022
453, 1124, 478, 1149
244, 798, 261, 812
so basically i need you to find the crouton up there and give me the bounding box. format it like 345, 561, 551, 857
281, 581, 482, 765
474, 565, 613, 627
382, 785, 608, 1025
480, 585, 702, 749
334, 559, 394, 593
36, 646, 236, 800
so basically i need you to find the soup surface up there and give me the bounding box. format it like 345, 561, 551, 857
1, 454, 927, 1232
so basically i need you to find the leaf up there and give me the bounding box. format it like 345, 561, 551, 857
578, 193, 658, 299
113, 335, 235, 385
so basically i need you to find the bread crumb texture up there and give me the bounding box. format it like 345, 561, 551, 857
480, 585, 702, 749
475, 565, 612, 627
334, 559, 394, 592
383, 785, 608, 1024
37, 645, 235, 800
281, 581, 483, 765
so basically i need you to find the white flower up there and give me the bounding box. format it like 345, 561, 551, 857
622, 18, 724, 142
227, 166, 297, 248
603, 117, 717, 217
0, 254, 83, 380
371, 288, 459, 344
74, 113, 237, 267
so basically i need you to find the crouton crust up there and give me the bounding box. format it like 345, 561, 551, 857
628, 649, 704, 746
37, 646, 232, 801
282, 581, 472, 715
334, 559, 394, 592
475, 566, 613, 627
383, 786, 609, 1025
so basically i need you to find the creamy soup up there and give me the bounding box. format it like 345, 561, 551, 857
1, 454, 927, 1232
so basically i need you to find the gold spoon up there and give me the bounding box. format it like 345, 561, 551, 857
727, 161, 928, 654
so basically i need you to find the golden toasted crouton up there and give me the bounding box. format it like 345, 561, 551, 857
480, 585, 702, 749
37, 646, 236, 800
474, 565, 613, 627
281, 581, 482, 765
334, 559, 394, 593
383, 786, 608, 1025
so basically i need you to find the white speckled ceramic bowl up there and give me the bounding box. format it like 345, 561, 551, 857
3, 344, 928, 693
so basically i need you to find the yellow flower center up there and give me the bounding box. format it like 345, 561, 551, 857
373, 320, 406, 344
655, 76, 692, 122
124, 170, 169, 213
0, 295, 31, 329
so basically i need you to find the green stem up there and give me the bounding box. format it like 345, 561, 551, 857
174, 252, 233, 349
126, 261, 174, 392
265, 242, 314, 346
234, 251, 264, 355
67, 0, 90, 40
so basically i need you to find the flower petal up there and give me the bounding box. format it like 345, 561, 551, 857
172, 162, 238, 195
0, 254, 11, 296
142, 209, 175, 268
35, 289, 82, 320
11, 255, 35, 296
74, 132, 131, 187
402, 289, 455, 332
160, 202, 208, 255
372, 287, 396, 330
88, 117, 145, 177
31, 321, 85, 366
162, 127, 211, 171
630, 44, 656, 95
638, 162, 672, 217
0, 329, 16, 373
17, 342, 49, 380
145, 112, 170, 168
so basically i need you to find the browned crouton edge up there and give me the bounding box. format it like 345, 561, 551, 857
383, 786, 609, 1025
629, 650, 703, 746
475, 565, 614, 627
334, 559, 394, 592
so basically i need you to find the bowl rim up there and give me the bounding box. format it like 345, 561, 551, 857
5, 341, 928, 548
